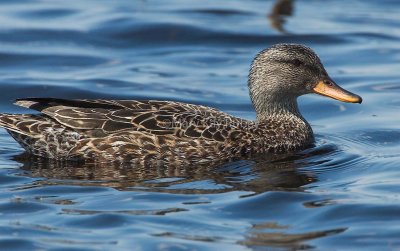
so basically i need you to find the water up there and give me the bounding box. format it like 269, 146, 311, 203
0, 0, 399, 250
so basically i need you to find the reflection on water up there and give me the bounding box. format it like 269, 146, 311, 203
17, 146, 323, 194
0, 0, 400, 250
13, 143, 352, 249
241, 223, 346, 250
268, 0, 294, 33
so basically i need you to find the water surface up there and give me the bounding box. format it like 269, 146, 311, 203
0, 0, 399, 250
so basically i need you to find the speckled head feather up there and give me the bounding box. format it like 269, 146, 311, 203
248, 44, 328, 120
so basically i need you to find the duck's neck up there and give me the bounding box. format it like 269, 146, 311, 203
252, 96, 315, 152
253, 96, 304, 122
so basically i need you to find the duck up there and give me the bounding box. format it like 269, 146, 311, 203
0, 44, 362, 165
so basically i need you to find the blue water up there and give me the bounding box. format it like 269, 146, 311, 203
0, 0, 399, 250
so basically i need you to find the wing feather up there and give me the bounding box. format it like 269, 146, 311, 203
14, 98, 252, 142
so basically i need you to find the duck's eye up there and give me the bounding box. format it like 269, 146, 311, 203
292, 59, 304, 67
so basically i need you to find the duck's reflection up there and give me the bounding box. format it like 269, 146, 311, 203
13, 145, 335, 194
240, 222, 346, 249
268, 0, 294, 33
15, 144, 345, 248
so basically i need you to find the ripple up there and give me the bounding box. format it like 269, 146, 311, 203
179, 8, 253, 16
93, 22, 347, 47
62, 207, 188, 216
153, 231, 223, 242
0, 52, 108, 68
16, 184, 110, 194
348, 31, 399, 41
18, 8, 77, 19
371, 82, 400, 91
0, 29, 94, 45
358, 130, 400, 146
64, 214, 133, 229
240, 228, 346, 249
303, 199, 337, 208
0, 172, 29, 186
0, 200, 49, 214
0, 239, 40, 251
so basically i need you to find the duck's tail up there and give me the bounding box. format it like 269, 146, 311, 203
0, 114, 54, 155
0, 114, 45, 137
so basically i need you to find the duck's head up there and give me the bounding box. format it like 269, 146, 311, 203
249, 44, 362, 119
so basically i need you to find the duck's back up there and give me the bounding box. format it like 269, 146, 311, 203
0, 98, 260, 165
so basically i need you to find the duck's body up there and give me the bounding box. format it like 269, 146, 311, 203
0, 44, 361, 165
1, 98, 313, 165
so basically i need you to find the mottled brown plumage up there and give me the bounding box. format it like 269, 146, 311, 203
0, 44, 362, 165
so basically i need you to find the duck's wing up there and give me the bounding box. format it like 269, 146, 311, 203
15, 98, 248, 141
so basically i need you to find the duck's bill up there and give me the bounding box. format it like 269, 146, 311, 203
313, 79, 362, 104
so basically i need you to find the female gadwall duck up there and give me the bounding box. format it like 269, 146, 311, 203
0, 44, 361, 165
